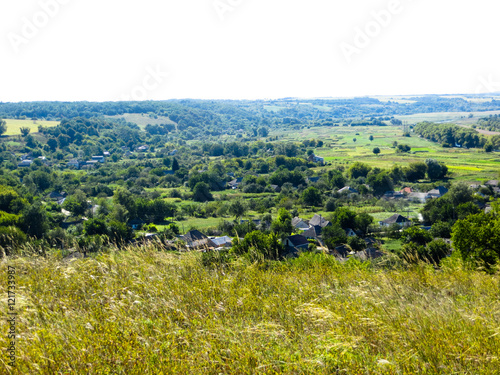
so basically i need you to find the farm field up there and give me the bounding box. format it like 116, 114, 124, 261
275, 125, 500, 182
2, 118, 59, 136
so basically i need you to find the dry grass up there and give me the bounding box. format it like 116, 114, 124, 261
1, 247, 499, 374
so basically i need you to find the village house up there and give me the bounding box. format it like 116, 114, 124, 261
284, 235, 309, 251
379, 214, 412, 227
17, 159, 33, 168
408, 192, 431, 203
427, 186, 448, 199
228, 178, 243, 189
338, 186, 359, 195
292, 217, 310, 231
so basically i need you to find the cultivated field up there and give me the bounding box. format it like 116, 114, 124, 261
2, 119, 59, 136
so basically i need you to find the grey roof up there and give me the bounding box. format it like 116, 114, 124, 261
210, 236, 232, 247
286, 235, 309, 247
183, 230, 208, 242
486, 180, 499, 187
380, 214, 411, 224
302, 226, 318, 239
338, 186, 358, 194
309, 214, 330, 228
427, 186, 448, 196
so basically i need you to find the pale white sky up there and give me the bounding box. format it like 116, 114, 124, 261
1, 0, 499, 102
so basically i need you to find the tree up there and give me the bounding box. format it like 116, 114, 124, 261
0, 119, 6, 136
322, 224, 347, 249
348, 162, 371, 179
369, 135, 374, 141
229, 200, 247, 221
108, 220, 133, 243
63, 190, 88, 216
401, 227, 432, 247
353, 138, 357, 143
270, 208, 293, 238
405, 162, 427, 182
20, 127, 30, 137
426, 159, 448, 180
367, 171, 393, 196
373, 147, 380, 155
355, 213, 374, 235
192, 182, 213, 202
84, 218, 108, 236
172, 158, 180, 172
20, 203, 48, 238
452, 210, 500, 267
484, 142, 494, 152
232, 231, 283, 261
332, 207, 357, 230
47, 138, 58, 152
302, 186, 322, 207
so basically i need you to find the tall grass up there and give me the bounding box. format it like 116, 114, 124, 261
1, 247, 499, 374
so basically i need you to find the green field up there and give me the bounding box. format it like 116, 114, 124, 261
274, 125, 500, 183
3, 119, 59, 136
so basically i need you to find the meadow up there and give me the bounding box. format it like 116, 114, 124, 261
276, 125, 500, 182
1, 248, 499, 374
2, 119, 59, 136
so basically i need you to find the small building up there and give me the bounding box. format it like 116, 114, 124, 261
308, 154, 325, 165
137, 145, 149, 152
408, 192, 431, 203
91, 155, 105, 163
68, 159, 82, 169
17, 159, 33, 168
345, 228, 357, 237
427, 186, 448, 199
292, 217, 310, 230
379, 214, 412, 227
283, 235, 309, 250
129, 218, 146, 230
338, 186, 359, 194
306, 177, 320, 184
486, 180, 499, 187
332, 245, 351, 258
210, 236, 232, 248
309, 214, 331, 228
168, 149, 178, 156
400, 187, 413, 195
228, 178, 243, 190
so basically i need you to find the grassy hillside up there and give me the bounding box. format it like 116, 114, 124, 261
2, 119, 59, 136
2, 248, 499, 374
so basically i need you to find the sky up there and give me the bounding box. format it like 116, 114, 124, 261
1, 0, 500, 102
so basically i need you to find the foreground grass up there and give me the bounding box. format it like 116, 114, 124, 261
1, 248, 499, 374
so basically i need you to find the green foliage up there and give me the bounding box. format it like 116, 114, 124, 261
20, 202, 48, 238
425, 158, 448, 180
0, 119, 6, 135
63, 190, 88, 216
452, 210, 500, 268
401, 227, 433, 247
192, 182, 213, 202
322, 223, 347, 249
231, 231, 283, 261
301, 186, 322, 206
0, 226, 27, 254
348, 162, 371, 179
372, 147, 380, 155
